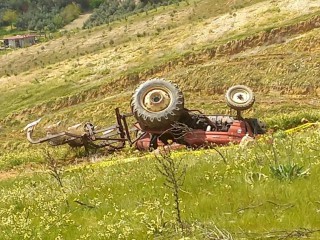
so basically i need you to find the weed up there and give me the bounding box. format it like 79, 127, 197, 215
198, 223, 234, 240
43, 147, 72, 208
155, 148, 186, 229
43, 148, 66, 188
270, 163, 310, 181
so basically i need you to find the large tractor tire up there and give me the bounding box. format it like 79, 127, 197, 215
225, 85, 255, 111
131, 78, 184, 130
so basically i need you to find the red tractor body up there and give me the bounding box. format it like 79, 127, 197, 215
135, 116, 258, 151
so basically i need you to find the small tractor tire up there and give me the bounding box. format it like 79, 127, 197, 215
131, 78, 184, 130
225, 85, 255, 111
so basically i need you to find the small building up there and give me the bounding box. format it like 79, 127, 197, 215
3, 34, 37, 48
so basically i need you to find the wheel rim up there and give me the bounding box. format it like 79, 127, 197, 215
141, 88, 171, 113
230, 89, 250, 105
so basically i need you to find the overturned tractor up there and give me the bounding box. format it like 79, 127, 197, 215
24, 78, 266, 152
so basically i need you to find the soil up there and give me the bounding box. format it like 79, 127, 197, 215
63, 13, 92, 31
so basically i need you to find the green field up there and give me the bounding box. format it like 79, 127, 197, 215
1, 129, 320, 239
1, 0, 320, 238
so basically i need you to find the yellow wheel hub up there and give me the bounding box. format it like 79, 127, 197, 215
142, 89, 171, 112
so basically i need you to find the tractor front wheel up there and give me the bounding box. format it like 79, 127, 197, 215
225, 85, 255, 111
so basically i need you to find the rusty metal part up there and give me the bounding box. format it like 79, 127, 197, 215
140, 87, 172, 113
25, 108, 138, 152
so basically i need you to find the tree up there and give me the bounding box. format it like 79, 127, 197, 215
53, 14, 64, 29
89, 0, 104, 9
60, 3, 81, 24
2, 9, 18, 29
35, 19, 45, 32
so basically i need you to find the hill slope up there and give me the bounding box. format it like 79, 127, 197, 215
1, 0, 320, 238
0, 0, 319, 122
0, 0, 319, 162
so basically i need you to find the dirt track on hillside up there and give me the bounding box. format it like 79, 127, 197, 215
63, 13, 92, 30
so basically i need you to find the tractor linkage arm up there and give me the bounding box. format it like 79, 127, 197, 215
24, 108, 141, 150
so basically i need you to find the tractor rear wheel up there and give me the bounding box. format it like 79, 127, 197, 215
131, 78, 184, 130
225, 85, 255, 111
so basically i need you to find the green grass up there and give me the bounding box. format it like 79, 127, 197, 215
1, 129, 320, 239
1, 1, 320, 237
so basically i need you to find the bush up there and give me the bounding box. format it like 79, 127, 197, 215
84, 0, 185, 28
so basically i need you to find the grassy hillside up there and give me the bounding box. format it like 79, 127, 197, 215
1, 129, 320, 239
0, 0, 319, 154
0, 0, 319, 121
0, 0, 320, 238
